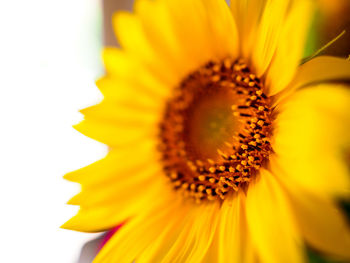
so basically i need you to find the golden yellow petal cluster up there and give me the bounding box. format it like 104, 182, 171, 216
63, 0, 350, 262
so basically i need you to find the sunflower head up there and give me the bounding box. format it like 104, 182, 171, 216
63, 0, 350, 262
159, 58, 273, 202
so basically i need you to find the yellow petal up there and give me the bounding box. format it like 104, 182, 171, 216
102, 48, 136, 79
231, 0, 267, 58
63, 142, 165, 232
93, 196, 188, 263
78, 77, 164, 146
278, 177, 350, 260
159, 202, 220, 263
62, 186, 161, 232
61, 206, 123, 232
201, 0, 239, 59
136, 0, 238, 80
273, 84, 350, 198
112, 11, 155, 63
102, 47, 174, 95
267, 0, 314, 95
278, 56, 350, 101
136, 201, 195, 263
161, 0, 215, 71
112, 10, 180, 84
290, 56, 350, 88
218, 193, 254, 263
251, 0, 290, 76
96, 76, 167, 107
64, 141, 159, 184
246, 169, 304, 263
133, 0, 189, 78
80, 101, 160, 127
62, 176, 169, 232
74, 117, 157, 147
67, 164, 161, 208
93, 76, 167, 131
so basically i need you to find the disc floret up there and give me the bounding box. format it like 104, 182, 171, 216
159, 58, 273, 202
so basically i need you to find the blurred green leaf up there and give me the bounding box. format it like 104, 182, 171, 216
307, 248, 333, 263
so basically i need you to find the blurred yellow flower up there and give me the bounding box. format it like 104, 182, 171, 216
63, 0, 350, 262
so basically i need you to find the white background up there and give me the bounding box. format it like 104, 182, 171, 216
0, 1, 108, 262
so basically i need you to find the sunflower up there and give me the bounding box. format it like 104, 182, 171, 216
63, 0, 350, 262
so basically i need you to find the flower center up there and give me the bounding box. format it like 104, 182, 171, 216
159, 58, 273, 202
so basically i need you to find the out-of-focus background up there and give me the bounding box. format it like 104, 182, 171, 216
0, 0, 349, 262
0, 1, 106, 262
